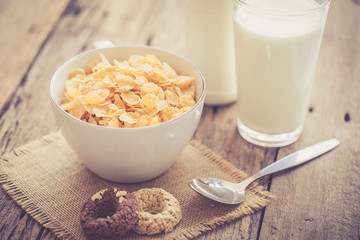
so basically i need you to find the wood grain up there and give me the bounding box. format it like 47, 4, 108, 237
0, 0, 71, 117
0, 0, 359, 239
0, 0, 70, 238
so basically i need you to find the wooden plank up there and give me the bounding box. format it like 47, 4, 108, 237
0, 0, 71, 116
0, 0, 70, 239
259, 0, 360, 239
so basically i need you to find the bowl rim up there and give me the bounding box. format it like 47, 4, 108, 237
50, 44, 206, 131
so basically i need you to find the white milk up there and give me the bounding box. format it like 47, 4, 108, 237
234, 0, 326, 134
184, 0, 237, 105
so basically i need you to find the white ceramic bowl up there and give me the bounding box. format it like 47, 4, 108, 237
50, 45, 205, 183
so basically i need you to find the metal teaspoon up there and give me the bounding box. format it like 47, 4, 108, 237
189, 138, 340, 204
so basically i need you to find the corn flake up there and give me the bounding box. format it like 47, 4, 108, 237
119, 112, 140, 124
121, 91, 141, 105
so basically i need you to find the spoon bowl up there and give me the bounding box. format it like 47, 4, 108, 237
189, 138, 340, 204
189, 178, 245, 204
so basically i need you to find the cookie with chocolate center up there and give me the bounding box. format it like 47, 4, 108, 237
80, 188, 139, 240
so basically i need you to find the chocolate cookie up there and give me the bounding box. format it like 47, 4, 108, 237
80, 188, 139, 240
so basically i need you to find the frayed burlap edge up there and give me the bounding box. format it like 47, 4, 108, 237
0, 132, 74, 239
171, 140, 275, 240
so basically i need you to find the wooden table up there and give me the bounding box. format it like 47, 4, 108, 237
1, 0, 359, 239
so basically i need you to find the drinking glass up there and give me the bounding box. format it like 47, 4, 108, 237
233, 0, 331, 147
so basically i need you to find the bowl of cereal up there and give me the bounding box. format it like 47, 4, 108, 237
50, 45, 205, 183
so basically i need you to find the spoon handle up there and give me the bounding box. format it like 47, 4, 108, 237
258, 138, 340, 177
238, 138, 340, 189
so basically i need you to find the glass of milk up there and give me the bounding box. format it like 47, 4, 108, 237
233, 0, 331, 147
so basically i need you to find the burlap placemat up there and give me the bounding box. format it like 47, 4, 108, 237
0, 131, 273, 239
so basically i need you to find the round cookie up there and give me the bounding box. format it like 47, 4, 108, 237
132, 188, 182, 235
80, 188, 139, 240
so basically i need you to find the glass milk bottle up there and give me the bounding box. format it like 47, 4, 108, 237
184, 0, 236, 105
